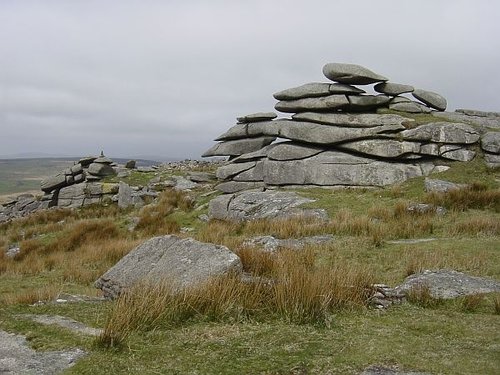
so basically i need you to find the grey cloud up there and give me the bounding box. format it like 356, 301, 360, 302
1, 0, 499, 159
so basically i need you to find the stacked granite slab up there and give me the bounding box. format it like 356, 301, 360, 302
39, 153, 119, 208
203, 63, 489, 193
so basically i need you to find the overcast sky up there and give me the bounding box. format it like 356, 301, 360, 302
1, 0, 499, 160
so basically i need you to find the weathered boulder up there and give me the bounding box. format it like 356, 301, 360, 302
389, 101, 432, 114
169, 176, 197, 191
202, 137, 276, 157
95, 235, 242, 299
400, 122, 480, 144
276, 120, 404, 145
412, 89, 447, 111
78, 156, 97, 167
275, 95, 349, 113
263, 152, 432, 187
125, 160, 136, 169
395, 269, 500, 299
347, 95, 391, 110
237, 112, 277, 123
424, 178, 465, 193
187, 171, 217, 183
216, 161, 256, 180
118, 181, 136, 209
484, 153, 500, 168
267, 142, 323, 161
338, 139, 422, 158
41, 174, 67, 193
216, 181, 265, 194
0, 330, 86, 375
87, 162, 116, 177
208, 191, 328, 221
292, 112, 414, 128
273, 82, 364, 100
243, 234, 334, 252
374, 82, 414, 96
481, 132, 500, 154
322, 63, 388, 85
232, 161, 264, 182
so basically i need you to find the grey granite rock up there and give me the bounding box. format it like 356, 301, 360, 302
95, 235, 242, 299
338, 139, 422, 158
273, 82, 332, 100
322, 62, 388, 85
263, 152, 431, 187
481, 132, 500, 154
215, 181, 265, 194
400, 122, 480, 144
347, 94, 391, 110
389, 101, 432, 113
292, 112, 415, 128
456, 109, 500, 118
202, 137, 276, 157
273, 82, 364, 100
187, 171, 217, 183
87, 162, 116, 177
484, 153, 500, 168
118, 181, 133, 209
41, 173, 67, 193
412, 89, 447, 111
424, 178, 465, 193
275, 95, 349, 113
208, 191, 327, 221
216, 161, 256, 180
237, 112, 277, 123
0, 330, 85, 375
395, 269, 500, 299
243, 234, 334, 252
431, 111, 500, 131
439, 147, 475, 162
374, 82, 414, 96
233, 161, 264, 182
267, 142, 324, 161
274, 120, 404, 145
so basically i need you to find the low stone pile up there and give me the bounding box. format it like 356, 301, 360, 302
203, 63, 498, 193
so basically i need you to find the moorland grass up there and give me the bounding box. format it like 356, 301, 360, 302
0, 161, 498, 374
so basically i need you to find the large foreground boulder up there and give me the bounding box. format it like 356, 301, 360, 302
95, 235, 242, 299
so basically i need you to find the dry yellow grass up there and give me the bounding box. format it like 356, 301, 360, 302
97, 247, 374, 347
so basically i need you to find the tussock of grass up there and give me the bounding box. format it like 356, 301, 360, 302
451, 216, 500, 236
244, 217, 329, 239
97, 249, 374, 347
402, 247, 489, 278
461, 294, 484, 313
0, 284, 62, 305
424, 184, 500, 212
406, 284, 443, 308
135, 189, 194, 235
494, 294, 500, 315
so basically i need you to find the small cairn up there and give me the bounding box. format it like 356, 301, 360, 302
202, 62, 490, 193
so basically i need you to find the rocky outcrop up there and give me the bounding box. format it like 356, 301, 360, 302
203, 62, 497, 191
95, 235, 242, 299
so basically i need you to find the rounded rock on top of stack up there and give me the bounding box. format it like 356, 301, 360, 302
322, 63, 388, 85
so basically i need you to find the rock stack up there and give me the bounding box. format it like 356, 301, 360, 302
202, 63, 493, 193
39, 152, 119, 208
